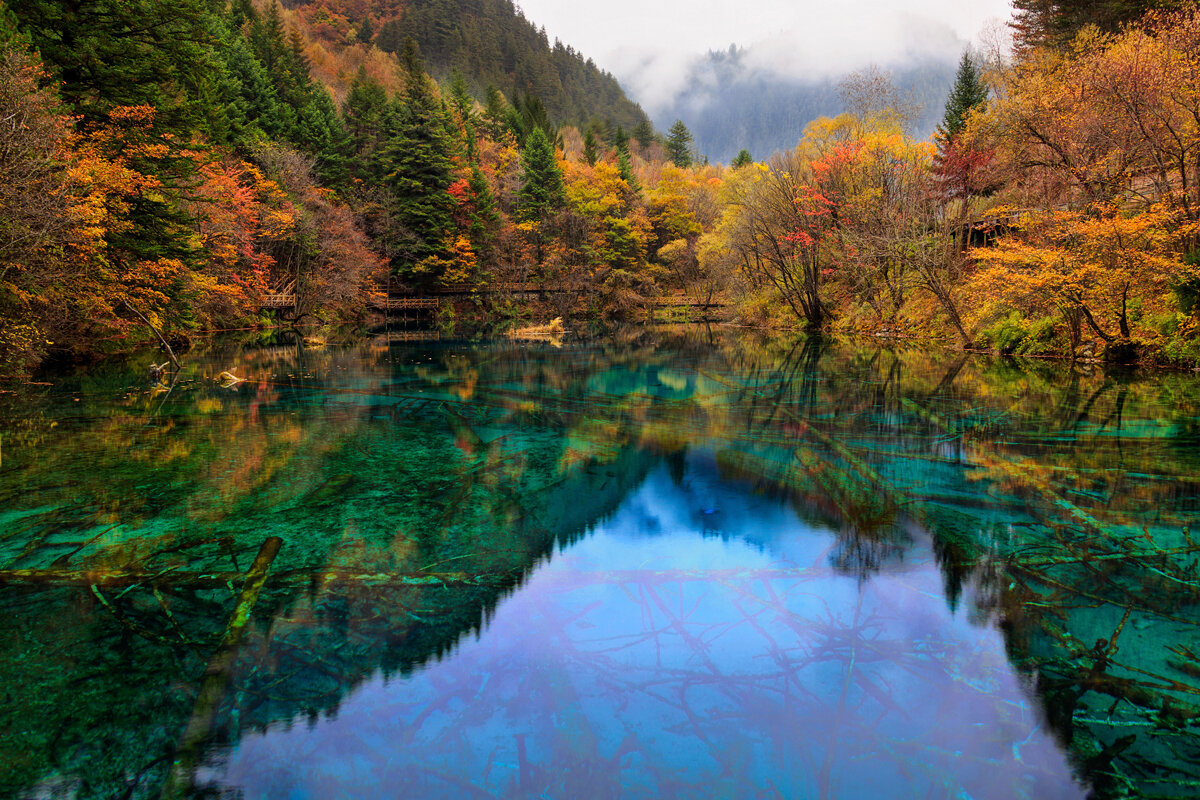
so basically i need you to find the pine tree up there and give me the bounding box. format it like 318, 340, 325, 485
0, 0, 28, 46
223, 33, 292, 142
447, 71, 478, 161
228, 0, 256, 29
297, 88, 351, 188
937, 51, 988, 142
283, 29, 315, 106
381, 38, 456, 282
1012, 0, 1162, 51
1010, 0, 1057, 52
613, 124, 629, 152
466, 164, 499, 264
343, 65, 389, 179
249, 3, 287, 89
617, 147, 640, 194
632, 118, 655, 149
582, 128, 598, 166
613, 126, 639, 193
356, 16, 374, 45
7, 0, 220, 130
666, 119, 693, 168
731, 149, 753, 168
518, 126, 565, 223
507, 91, 559, 147
482, 84, 508, 140
934, 51, 994, 200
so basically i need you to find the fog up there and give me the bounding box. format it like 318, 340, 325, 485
518, 0, 1014, 114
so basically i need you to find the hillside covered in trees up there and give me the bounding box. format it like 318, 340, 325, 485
282, 0, 651, 133
0, 0, 668, 376
3, 0, 1200, 377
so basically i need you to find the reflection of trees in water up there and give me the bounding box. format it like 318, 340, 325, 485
277, 560, 1063, 799
672, 334, 1200, 797
2, 330, 1200, 797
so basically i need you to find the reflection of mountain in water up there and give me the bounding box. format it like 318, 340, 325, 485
208, 457, 1082, 799
1, 329, 1199, 797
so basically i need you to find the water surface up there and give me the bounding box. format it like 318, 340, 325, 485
1, 328, 1198, 798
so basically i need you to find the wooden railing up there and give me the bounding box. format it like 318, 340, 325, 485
259, 295, 440, 311
260, 294, 295, 309
371, 297, 441, 310
650, 296, 727, 308
424, 283, 566, 295
257, 290, 726, 312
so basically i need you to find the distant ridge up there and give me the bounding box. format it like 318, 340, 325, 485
284, 0, 652, 131
646, 48, 957, 163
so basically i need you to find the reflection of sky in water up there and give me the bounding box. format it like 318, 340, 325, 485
206, 455, 1086, 799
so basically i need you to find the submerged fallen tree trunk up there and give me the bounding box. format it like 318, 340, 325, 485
159, 536, 282, 800
0, 566, 525, 589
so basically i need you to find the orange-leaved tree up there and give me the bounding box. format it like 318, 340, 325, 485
972, 203, 1194, 355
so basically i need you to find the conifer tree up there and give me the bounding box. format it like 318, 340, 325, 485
613, 128, 639, 193
448, 71, 478, 161
731, 148, 753, 168
666, 119, 693, 167
0, 0, 27, 46
518, 126, 565, 223
224, 34, 293, 141
613, 124, 629, 152
297, 88, 350, 188
937, 51, 988, 142
229, 0, 256, 28
466, 164, 499, 263
249, 3, 287, 88
632, 118, 655, 149
343, 65, 389, 177
381, 38, 455, 282
1011, 0, 1161, 50
617, 147, 640, 194
483, 85, 508, 140
582, 128, 598, 166
356, 16, 374, 45
507, 91, 559, 147
7, 0, 219, 130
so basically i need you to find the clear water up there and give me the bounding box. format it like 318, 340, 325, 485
1, 327, 1198, 799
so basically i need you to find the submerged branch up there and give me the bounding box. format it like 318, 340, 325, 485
121, 299, 180, 370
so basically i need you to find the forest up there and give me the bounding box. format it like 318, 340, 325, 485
3, 0, 1200, 376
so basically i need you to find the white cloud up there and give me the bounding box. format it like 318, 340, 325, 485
518, 0, 1013, 113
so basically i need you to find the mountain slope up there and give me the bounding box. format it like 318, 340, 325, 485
284, 0, 651, 132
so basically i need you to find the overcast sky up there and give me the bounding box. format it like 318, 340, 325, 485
517, 0, 1015, 111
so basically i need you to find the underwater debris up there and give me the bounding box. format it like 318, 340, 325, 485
508, 318, 565, 344
215, 371, 244, 388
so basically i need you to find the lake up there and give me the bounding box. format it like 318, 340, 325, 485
1, 326, 1198, 799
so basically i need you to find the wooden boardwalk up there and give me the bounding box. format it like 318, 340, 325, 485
371, 297, 440, 310
260, 293, 295, 309
650, 296, 725, 308
258, 289, 727, 312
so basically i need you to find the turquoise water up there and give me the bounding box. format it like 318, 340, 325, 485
1, 328, 1198, 798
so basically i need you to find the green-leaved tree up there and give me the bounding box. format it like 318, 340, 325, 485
937, 51, 988, 142
518, 126, 565, 223
666, 119, 693, 168
380, 38, 455, 283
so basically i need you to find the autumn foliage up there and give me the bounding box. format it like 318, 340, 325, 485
7, 0, 1200, 374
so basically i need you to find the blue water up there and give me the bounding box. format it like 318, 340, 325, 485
3, 330, 1199, 799
205, 457, 1082, 800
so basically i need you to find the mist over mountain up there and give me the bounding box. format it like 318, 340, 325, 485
641, 46, 958, 164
